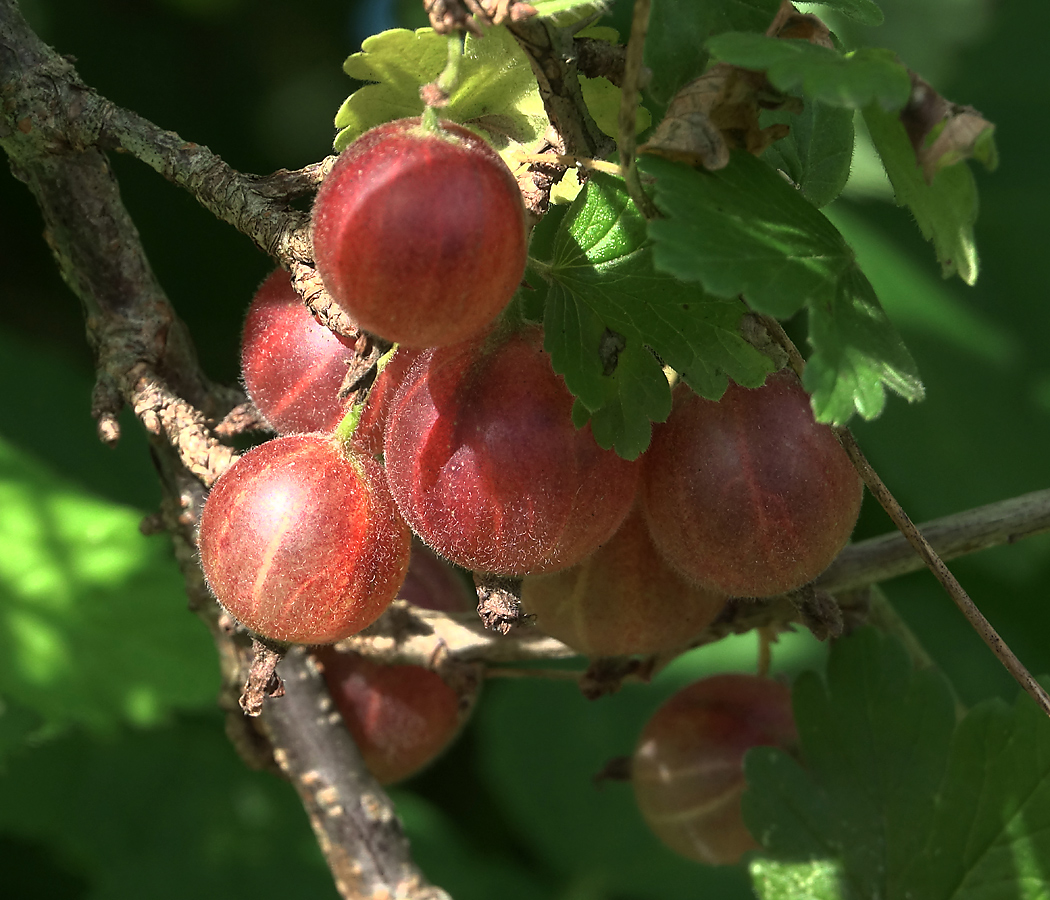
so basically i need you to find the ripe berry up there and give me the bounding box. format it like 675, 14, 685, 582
197, 434, 411, 644
240, 269, 358, 434
632, 674, 797, 865
521, 506, 727, 657
383, 326, 640, 576
398, 540, 475, 614
316, 542, 477, 784
318, 648, 473, 785
311, 117, 527, 348
641, 372, 863, 597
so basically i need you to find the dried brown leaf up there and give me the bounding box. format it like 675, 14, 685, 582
638, 1, 825, 170
766, 0, 834, 48
639, 64, 796, 169
901, 72, 996, 183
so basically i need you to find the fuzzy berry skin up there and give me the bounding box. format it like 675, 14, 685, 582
197, 434, 411, 644
383, 327, 641, 576
522, 505, 727, 657
641, 373, 863, 597
632, 674, 797, 865
311, 118, 527, 349
240, 269, 358, 435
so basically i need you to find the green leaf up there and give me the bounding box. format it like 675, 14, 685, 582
642, 152, 923, 423
706, 35, 911, 110
644, 152, 853, 314
543, 173, 773, 458
797, 0, 884, 26
745, 628, 1050, 900
644, 0, 782, 114
581, 73, 652, 138
749, 857, 848, 900
335, 27, 547, 152
863, 103, 981, 284
0, 715, 338, 899
0, 436, 218, 734
901, 689, 1050, 899
744, 628, 959, 898
805, 265, 925, 422
532, 0, 607, 23
763, 100, 855, 207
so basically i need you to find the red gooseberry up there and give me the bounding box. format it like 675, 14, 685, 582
311, 117, 527, 348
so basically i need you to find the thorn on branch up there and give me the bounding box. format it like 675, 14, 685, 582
576, 37, 631, 88
252, 157, 337, 199
213, 400, 271, 439
287, 261, 360, 341
337, 332, 391, 401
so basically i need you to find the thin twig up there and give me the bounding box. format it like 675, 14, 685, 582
94, 103, 359, 338
338, 601, 577, 667
619, 0, 658, 219
513, 151, 624, 175
838, 431, 1050, 716
344, 490, 1050, 673
759, 313, 1050, 719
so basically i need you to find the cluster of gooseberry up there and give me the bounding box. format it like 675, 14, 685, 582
196, 115, 861, 836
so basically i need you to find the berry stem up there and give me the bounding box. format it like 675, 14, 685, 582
436, 32, 466, 96
619, 0, 658, 220
421, 105, 441, 132
332, 344, 398, 450
333, 398, 366, 448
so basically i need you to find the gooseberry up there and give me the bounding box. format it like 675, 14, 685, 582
311, 117, 527, 348
197, 433, 411, 644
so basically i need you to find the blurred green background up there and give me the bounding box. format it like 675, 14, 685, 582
2, 0, 1048, 897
